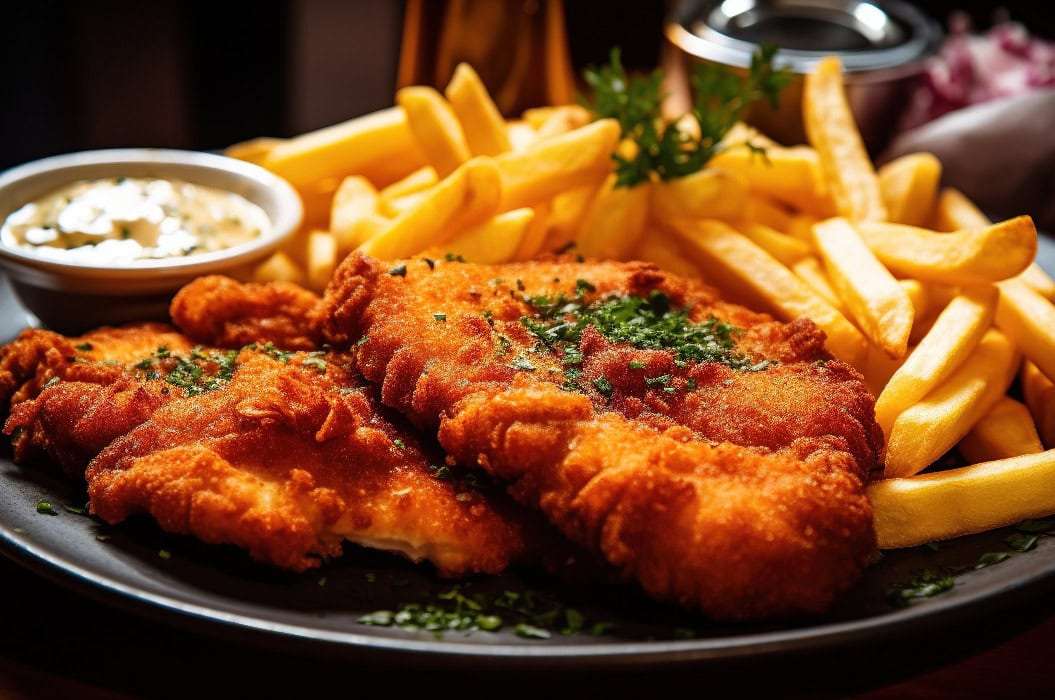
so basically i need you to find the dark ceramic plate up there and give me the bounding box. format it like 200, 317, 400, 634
1, 234, 1053, 670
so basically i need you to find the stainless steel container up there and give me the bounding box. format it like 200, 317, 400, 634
665, 0, 943, 153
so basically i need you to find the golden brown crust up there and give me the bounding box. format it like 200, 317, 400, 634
318, 252, 883, 620
170, 275, 323, 350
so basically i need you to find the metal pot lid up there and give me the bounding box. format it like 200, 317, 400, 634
667, 0, 943, 79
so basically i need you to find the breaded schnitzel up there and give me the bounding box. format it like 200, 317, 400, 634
319, 252, 883, 620
2, 324, 555, 576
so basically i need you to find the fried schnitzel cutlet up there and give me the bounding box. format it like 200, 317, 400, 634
318, 252, 883, 620
1, 324, 556, 576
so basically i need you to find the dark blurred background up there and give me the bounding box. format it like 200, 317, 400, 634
1, 0, 1051, 171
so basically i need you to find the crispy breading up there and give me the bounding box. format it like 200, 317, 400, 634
318, 252, 883, 620
2, 325, 556, 576
170, 275, 323, 350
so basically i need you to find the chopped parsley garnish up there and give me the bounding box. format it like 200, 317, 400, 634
429, 464, 453, 482
133, 346, 239, 396
628, 360, 645, 369
36, 500, 58, 516
593, 376, 613, 396
520, 288, 762, 383
74, 342, 93, 351
357, 585, 612, 639
886, 569, 955, 605
389, 263, 407, 277
433, 312, 447, 322
509, 354, 537, 372
63, 502, 89, 515
300, 356, 328, 373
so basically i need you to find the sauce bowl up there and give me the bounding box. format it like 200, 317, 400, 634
665, 0, 943, 153
0, 148, 303, 334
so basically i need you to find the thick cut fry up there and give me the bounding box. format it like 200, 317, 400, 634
710, 143, 835, 217
812, 218, 913, 359
932, 186, 990, 231
260, 107, 424, 192
737, 222, 811, 266
650, 167, 748, 224
931, 188, 1053, 298
873, 285, 998, 436
534, 105, 592, 140
252, 251, 306, 286
743, 195, 794, 232
1018, 263, 1055, 302
885, 329, 1019, 478
495, 118, 620, 212
438, 208, 535, 264
878, 152, 941, 227
995, 278, 1055, 382
803, 57, 886, 222
512, 203, 552, 261
358, 157, 502, 260
379, 166, 438, 204
575, 174, 650, 259
330, 176, 380, 253
958, 396, 1045, 463
861, 344, 906, 399
630, 228, 701, 278
305, 230, 337, 293
396, 86, 471, 177
791, 257, 846, 313
855, 216, 1038, 285
225, 136, 286, 165
538, 185, 598, 253
1021, 360, 1055, 448
666, 218, 868, 368
379, 189, 432, 218
868, 449, 1055, 549
444, 63, 512, 157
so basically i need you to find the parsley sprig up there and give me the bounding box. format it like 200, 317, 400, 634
581, 45, 790, 187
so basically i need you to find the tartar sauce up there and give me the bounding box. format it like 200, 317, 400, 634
0, 177, 270, 263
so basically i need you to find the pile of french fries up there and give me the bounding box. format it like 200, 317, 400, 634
228, 59, 1055, 552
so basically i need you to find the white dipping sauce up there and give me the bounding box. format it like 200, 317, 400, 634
1, 177, 270, 263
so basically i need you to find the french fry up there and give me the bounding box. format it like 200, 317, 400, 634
869, 449, 1055, 549
534, 105, 592, 140
803, 56, 887, 222
812, 217, 913, 359
330, 176, 381, 254
995, 278, 1055, 382
260, 107, 424, 192
444, 63, 512, 157
742, 195, 794, 232
650, 167, 747, 224
396, 86, 471, 177
791, 256, 846, 313
576, 174, 650, 259
440, 208, 535, 264
885, 329, 1019, 478
931, 186, 990, 231
874, 285, 998, 437
224, 136, 286, 165
931, 188, 1054, 299
737, 222, 811, 267
513, 203, 553, 261
538, 184, 598, 253
358, 157, 502, 260
631, 228, 701, 278
305, 230, 337, 292
379, 189, 432, 218
862, 344, 906, 399
898, 279, 928, 321
710, 142, 835, 217
1021, 360, 1055, 448
958, 396, 1045, 463
495, 118, 620, 212
855, 216, 1038, 286
379, 166, 438, 203
253, 250, 307, 286
1018, 263, 1055, 302
878, 152, 941, 227
666, 218, 868, 368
